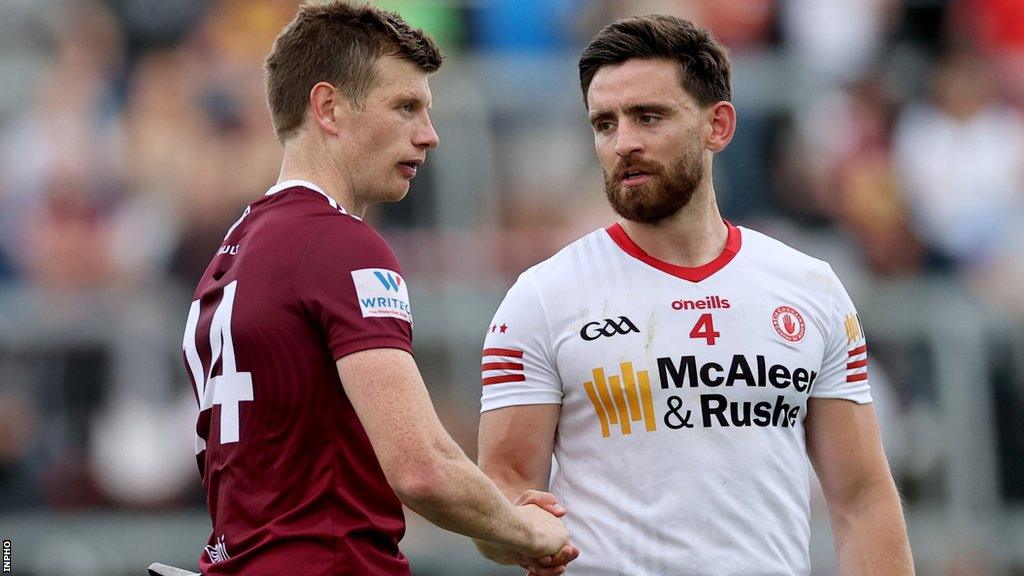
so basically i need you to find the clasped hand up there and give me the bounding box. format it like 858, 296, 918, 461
512, 489, 580, 576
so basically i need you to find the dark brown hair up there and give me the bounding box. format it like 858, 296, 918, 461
264, 1, 443, 143
578, 14, 731, 108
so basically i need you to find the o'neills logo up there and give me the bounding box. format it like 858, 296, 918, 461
671, 295, 730, 311
772, 305, 805, 342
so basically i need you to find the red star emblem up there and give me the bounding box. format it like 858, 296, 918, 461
499, 324, 508, 333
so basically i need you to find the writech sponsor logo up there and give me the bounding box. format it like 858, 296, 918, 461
374, 270, 402, 292
351, 268, 413, 324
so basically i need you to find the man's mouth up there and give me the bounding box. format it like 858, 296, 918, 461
398, 160, 422, 178
621, 169, 652, 186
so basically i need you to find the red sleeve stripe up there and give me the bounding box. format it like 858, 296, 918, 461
846, 372, 869, 383
848, 344, 868, 357
846, 359, 868, 370
482, 347, 524, 358
483, 374, 527, 386
482, 362, 524, 371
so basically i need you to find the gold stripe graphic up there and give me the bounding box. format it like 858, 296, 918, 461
585, 364, 658, 437
844, 314, 861, 344
583, 381, 610, 438
609, 375, 632, 435
592, 368, 618, 424
638, 370, 657, 431
621, 362, 642, 422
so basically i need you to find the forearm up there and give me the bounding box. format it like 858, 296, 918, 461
397, 438, 535, 554
829, 484, 914, 576
486, 466, 543, 502
471, 468, 533, 565
472, 465, 549, 562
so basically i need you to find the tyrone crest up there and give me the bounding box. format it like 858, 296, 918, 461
772, 306, 805, 343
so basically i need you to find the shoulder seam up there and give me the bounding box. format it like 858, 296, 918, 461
524, 269, 559, 389
824, 262, 840, 357
292, 218, 338, 311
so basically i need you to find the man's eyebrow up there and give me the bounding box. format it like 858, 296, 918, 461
622, 103, 675, 116
588, 109, 614, 123
394, 92, 426, 105
588, 103, 676, 123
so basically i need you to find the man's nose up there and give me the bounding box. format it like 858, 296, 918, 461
613, 122, 643, 158
415, 114, 439, 149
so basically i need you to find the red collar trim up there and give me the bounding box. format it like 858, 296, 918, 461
605, 221, 742, 282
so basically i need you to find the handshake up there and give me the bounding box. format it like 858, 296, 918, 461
475, 490, 581, 576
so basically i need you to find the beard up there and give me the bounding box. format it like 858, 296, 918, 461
603, 145, 705, 225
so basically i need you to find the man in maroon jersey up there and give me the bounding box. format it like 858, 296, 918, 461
180, 2, 578, 575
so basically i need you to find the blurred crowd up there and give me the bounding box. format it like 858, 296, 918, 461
0, 0, 1023, 562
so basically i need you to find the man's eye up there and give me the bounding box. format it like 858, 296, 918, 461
640, 115, 659, 124
399, 104, 413, 113
594, 121, 613, 132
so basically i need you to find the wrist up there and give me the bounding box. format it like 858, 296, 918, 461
516, 506, 546, 555
474, 538, 518, 565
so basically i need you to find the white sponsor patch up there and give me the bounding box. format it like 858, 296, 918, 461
351, 268, 413, 324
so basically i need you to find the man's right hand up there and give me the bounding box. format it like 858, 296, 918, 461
511, 504, 577, 576
514, 489, 580, 572
472, 490, 579, 573
515, 503, 571, 558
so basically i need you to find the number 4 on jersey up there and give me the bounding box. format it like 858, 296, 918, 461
689, 313, 720, 345
183, 281, 254, 448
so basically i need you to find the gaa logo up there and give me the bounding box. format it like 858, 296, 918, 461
772, 306, 806, 343
580, 316, 639, 341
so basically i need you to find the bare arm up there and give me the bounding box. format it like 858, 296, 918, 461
806, 398, 914, 575
476, 404, 561, 561
336, 348, 567, 558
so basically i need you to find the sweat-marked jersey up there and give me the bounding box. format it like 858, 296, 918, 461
481, 222, 871, 576
183, 180, 414, 576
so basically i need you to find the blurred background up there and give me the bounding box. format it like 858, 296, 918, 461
0, 0, 1022, 574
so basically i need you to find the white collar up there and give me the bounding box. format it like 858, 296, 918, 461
264, 179, 360, 220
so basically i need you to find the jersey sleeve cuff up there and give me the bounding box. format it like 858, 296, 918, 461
809, 386, 873, 405
331, 336, 412, 361
481, 384, 563, 413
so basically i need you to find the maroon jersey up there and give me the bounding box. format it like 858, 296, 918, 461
181, 181, 414, 575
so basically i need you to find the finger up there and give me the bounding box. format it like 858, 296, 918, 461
517, 555, 551, 570
548, 544, 578, 565
526, 566, 566, 576
531, 549, 567, 567
515, 490, 567, 517
514, 489, 550, 506
519, 557, 549, 568
521, 552, 574, 572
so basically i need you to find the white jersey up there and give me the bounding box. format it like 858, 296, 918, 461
480, 222, 871, 576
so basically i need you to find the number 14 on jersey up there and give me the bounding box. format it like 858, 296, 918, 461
183, 280, 254, 447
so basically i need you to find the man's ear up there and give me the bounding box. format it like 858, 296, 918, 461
309, 82, 348, 137
705, 101, 737, 153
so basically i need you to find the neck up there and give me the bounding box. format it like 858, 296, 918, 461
276, 135, 365, 217
618, 179, 728, 268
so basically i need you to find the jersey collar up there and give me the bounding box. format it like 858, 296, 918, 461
605, 220, 742, 283
264, 179, 362, 220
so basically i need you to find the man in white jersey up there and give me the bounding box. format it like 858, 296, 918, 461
475, 14, 914, 576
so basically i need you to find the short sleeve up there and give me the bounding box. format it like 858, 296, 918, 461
480, 270, 562, 412
810, 266, 872, 404
296, 218, 412, 360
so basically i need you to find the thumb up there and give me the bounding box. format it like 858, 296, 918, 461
516, 490, 567, 516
